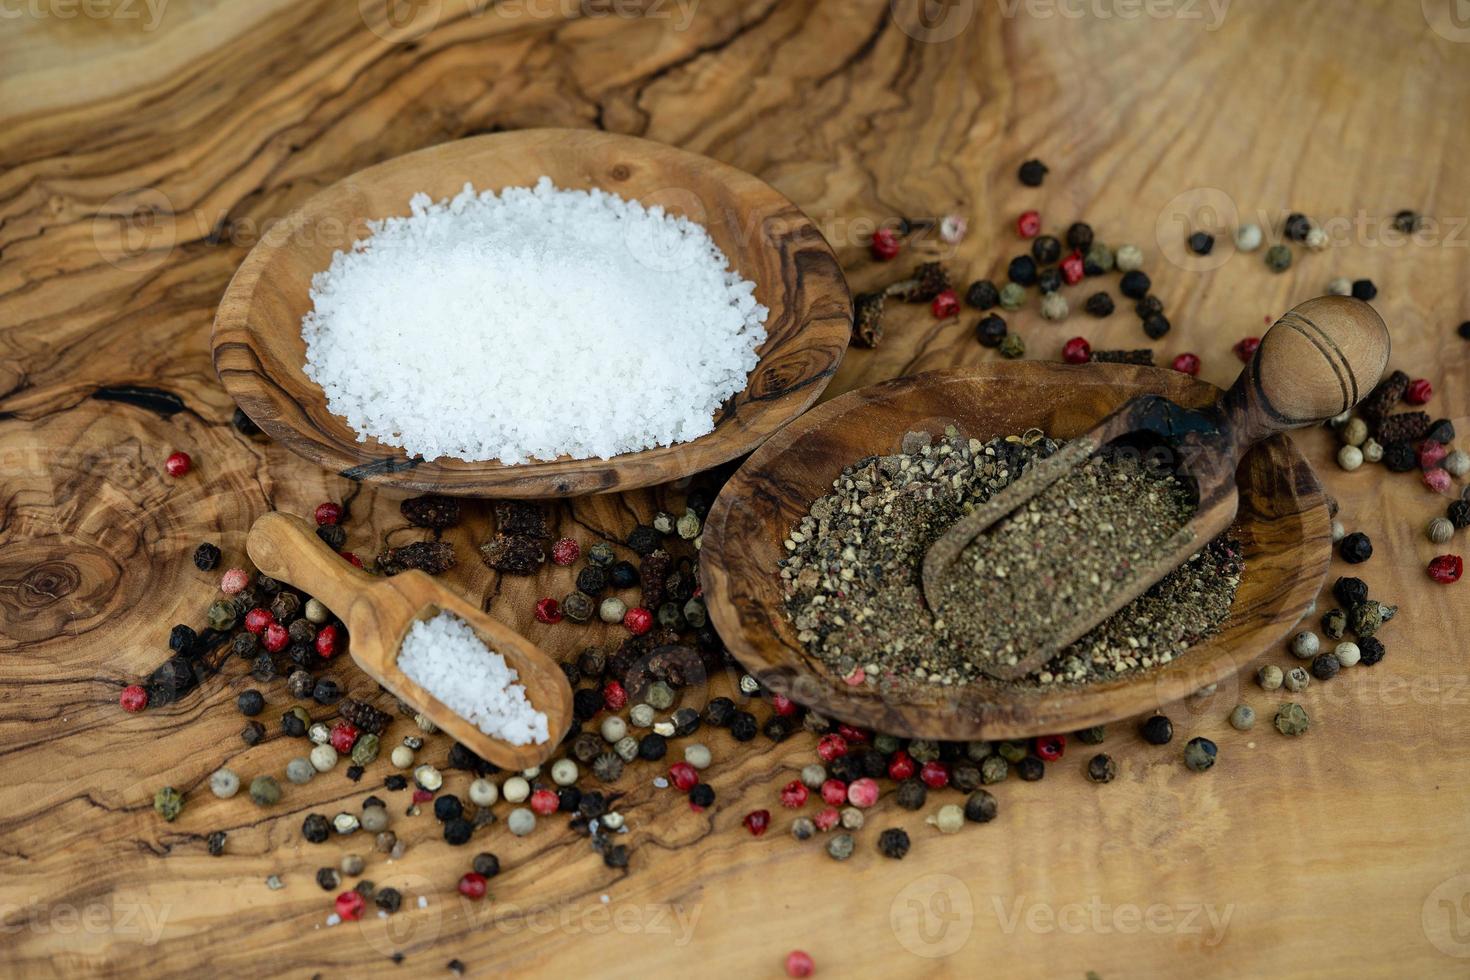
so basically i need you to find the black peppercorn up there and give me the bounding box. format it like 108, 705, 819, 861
236, 689, 265, 716
895, 779, 927, 810
1016, 755, 1045, 781
950, 762, 982, 792
1036, 267, 1063, 294
963, 789, 998, 822
1394, 209, 1421, 233
1018, 159, 1048, 186
626, 525, 662, 556
384, 774, 408, 791
1321, 607, 1347, 640
375, 888, 403, 913
1311, 652, 1341, 680
1119, 270, 1151, 300
281, 712, 307, 739
443, 818, 473, 845
169, 624, 197, 653
1333, 576, 1369, 608
193, 542, 222, 571
287, 618, 317, 645
1459, 321, 1470, 341
560, 662, 581, 687
1134, 294, 1164, 318
1426, 418, 1457, 445
311, 678, 342, 705
558, 786, 582, 813
316, 867, 340, 891
1075, 725, 1106, 745
1351, 278, 1377, 301
1187, 231, 1214, 255
472, 853, 501, 879
975, 314, 1008, 348
249, 653, 275, 684
689, 783, 715, 808
302, 813, 330, 844
608, 561, 640, 589
434, 795, 464, 822
231, 406, 262, 437
241, 721, 265, 746
1065, 222, 1093, 252
256, 574, 281, 596
1142, 314, 1171, 340
1358, 636, 1386, 666
1140, 715, 1173, 745
1340, 531, 1373, 563
672, 707, 700, 737
877, 828, 911, 859
232, 632, 259, 660
573, 688, 603, 722
1284, 212, 1312, 242
704, 697, 735, 727
575, 566, 608, 596
637, 733, 667, 761
966, 279, 1000, 309
578, 791, 606, 820
207, 830, 228, 857
828, 755, 861, 783
729, 711, 757, 742
1087, 753, 1117, 783
1449, 500, 1470, 530
1031, 235, 1062, 265
316, 524, 347, 550
1007, 255, 1038, 286
1382, 441, 1416, 473
577, 647, 606, 679
1084, 292, 1114, 317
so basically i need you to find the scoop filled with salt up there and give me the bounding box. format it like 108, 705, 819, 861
247, 512, 571, 767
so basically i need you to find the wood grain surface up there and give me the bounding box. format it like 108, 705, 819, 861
3, 1, 1470, 977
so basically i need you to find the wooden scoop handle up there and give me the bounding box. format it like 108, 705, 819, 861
1217, 295, 1390, 458
246, 511, 376, 619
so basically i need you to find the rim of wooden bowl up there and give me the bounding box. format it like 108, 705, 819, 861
211, 129, 852, 497
700, 363, 1332, 741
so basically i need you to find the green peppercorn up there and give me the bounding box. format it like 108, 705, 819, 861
827, 833, 855, 861
998, 332, 1026, 359
1074, 725, 1105, 745
1274, 702, 1310, 736
980, 755, 1009, 784
1321, 608, 1347, 640
154, 786, 184, 822
1347, 602, 1383, 638
1229, 704, 1256, 731
249, 776, 281, 807
207, 600, 237, 631
1086, 753, 1117, 783
352, 733, 381, 766
998, 282, 1026, 311
1265, 244, 1292, 272
1183, 737, 1217, 772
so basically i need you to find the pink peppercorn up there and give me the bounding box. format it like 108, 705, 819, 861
1060, 251, 1085, 285
786, 951, 815, 978
314, 502, 342, 526
819, 779, 848, 806
1426, 468, 1453, 494
534, 597, 563, 624
1171, 353, 1201, 376
315, 624, 341, 658
1405, 378, 1433, 405
669, 762, 698, 792
457, 872, 488, 899
412, 788, 434, 804
243, 608, 273, 634
220, 568, 250, 595
816, 734, 848, 762
813, 807, 840, 831
529, 789, 559, 816
743, 809, 771, 836
1419, 441, 1449, 469
842, 667, 865, 686
1034, 734, 1066, 762
779, 780, 809, 808
846, 778, 880, 808
1234, 337, 1261, 363
550, 538, 580, 566
119, 685, 149, 713
870, 227, 901, 261
919, 760, 950, 789
931, 289, 960, 319
603, 680, 628, 712
335, 890, 365, 921
164, 451, 192, 478
623, 606, 653, 635
1062, 337, 1091, 364
262, 622, 289, 653
1428, 554, 1463, 584
771, 693, 797, 717
329, 721, 359, 754
1016, 210, 1042, 238
339, 551, 364, 568
887, 750, 916, 781
836, 724, 870, 744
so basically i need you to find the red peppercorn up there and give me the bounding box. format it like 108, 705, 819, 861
847, 777, 880, 808
1060, 251, 1085, 285
339, 551, 364, 568
457, 872, 488, 899
1426, 468, 1452, 494
919, 760, 950, 789
243, 607, 274, 634
813, 807, 840, 831
886, 750, 916, 781
779, 780, 809, 808
412, 788, 434, 804
1034, 734, 1066, 762
743, 809, 771, 836
669, 762, 699, 792
836, 724, 869, 744
314, 502, 342, 526
550, 538, 580, 566
623, 606, 653, 635
329, 721, 360, 753
603, 680, 628, 712
529, 789, 559, 816
1428, 554, 1463, 583
1405, 378, 1433, 405
1016, 210, 1042, 238
262, 622, 289, 653
819, 779, 847, 806
1062, 337, 1091, 364
1419, 441, 1449, 469
1171, 353, 1201, 376
931, 289, 960, 319
534, 597, 563, 625
870, 227, 901, 261
335, 890, 366, 921
220, 568, 250, 594
786, 950, 815, 978
1234, 337, 1261, 363
164, 451, 192, 478
771, 693, 797, 717
842, 667, 865, 686
315, 624, 341, 658
816, 734, 848, 762
119, 685, 149, 713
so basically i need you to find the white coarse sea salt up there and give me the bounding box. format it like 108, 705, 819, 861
397, 611, 549, 745
301, 177, 769, 464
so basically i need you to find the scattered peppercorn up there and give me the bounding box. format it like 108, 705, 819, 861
1351, 278, 1378, 301
1264, 244, 1292, 272
1018, 159, 1048, 186
1119, 270, 1151, 300
1084, 292, 1114, 317
1340, 532, 1373, 563
975, 314, 1007, 348
877, 828, 911, 859
1086, 753, 1117, 783
1007, 255, 1038, 286
1183, 737, 1217, 772
966, 279, 1000, 310
1140, 715, 1173, 745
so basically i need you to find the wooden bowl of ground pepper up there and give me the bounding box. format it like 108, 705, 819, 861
700, 363, 1331, 740
212, 129, 851, 496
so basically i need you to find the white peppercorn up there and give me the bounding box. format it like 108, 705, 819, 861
800, 763, 827, 789
840, 807, 864, 830
1361, 438, 1383, 463
1305, 226, 1328, 251
310, 744, 338, 772
629, 704, 655, 728
1429, 516, 1455, 545
413, 764, 442, 792
738, 674, 761, 695
340, 853, 365, 877
361, 805, 390, 833
1331, 520, 1346, 543
1283, 666, 1310, 693
1337, 445, 1363, 471
1335, 641, 1361, 667
1115, 243, 1144, 271
652, 721, 676, 738
286, 757, 315, 784
210, 768, 240, 799
1040, 292, 1069, 321
1445, 450, 1470, 477
304, 598, 331, 624
930, 804, 965, 834
333, 812, 360, 834
598, 597, 627, 623
1234, 224, 1263, 252
614, 736, 639, 762
1290, 631, 1320, 659
390, 745, 414, 769
601, 811, 625, 831
468, 778, 499, 807
1228, 704, 1256, 731
501, 776, 530, 803
551, 759, 579, 786
507, 808, 536, 836
521, 766, 540, 779
684, 743, 712, 770
1257, 664, 1283, 690
308, 722, 331, 745
1327, 276, 1351, 296
1339, 417, 1368, 446
600, 716, 628, 743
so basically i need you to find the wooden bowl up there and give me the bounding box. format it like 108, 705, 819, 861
212, 129, 851, 497
700, 364, 1332, 741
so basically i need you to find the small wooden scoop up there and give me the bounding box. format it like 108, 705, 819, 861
247, 512, 573, 768
922, 295, 1390, 680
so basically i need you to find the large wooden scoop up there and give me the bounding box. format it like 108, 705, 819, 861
922, 295, 1389, 680
247, 512, 573, 768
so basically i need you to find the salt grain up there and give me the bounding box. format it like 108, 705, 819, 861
302, 178, 768, 463
398, 612, 549, 745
